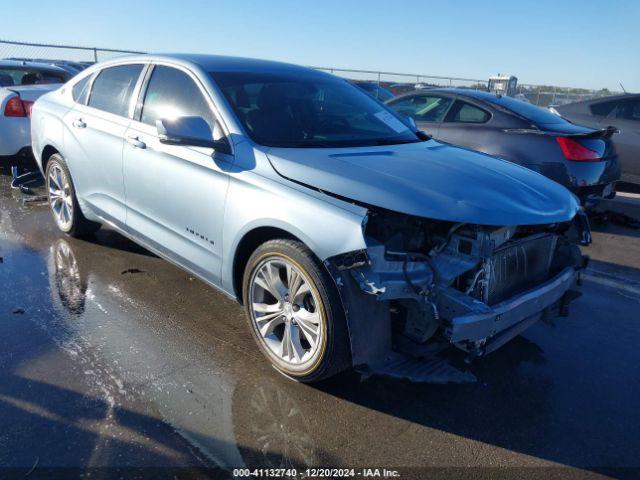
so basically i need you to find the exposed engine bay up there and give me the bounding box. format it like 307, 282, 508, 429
327, 208, 589, 377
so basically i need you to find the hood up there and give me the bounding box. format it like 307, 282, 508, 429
266, 141, 579, 226
6, 84, 61, 102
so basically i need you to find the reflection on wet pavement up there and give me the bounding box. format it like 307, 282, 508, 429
1, 172, 639, 477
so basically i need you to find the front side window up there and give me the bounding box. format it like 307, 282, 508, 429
88, 64, 143, 117
387, 95, 453, 123
445, 100, 491, 123
140, 66, 220, 138
211, 71, 419, 148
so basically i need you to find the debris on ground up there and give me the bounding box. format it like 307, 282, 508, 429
22, 195, 48, 205
121, 268, 145, 275
10, 166, 44, 194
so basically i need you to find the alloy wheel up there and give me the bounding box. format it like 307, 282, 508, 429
48, 164, 74, 231
249, 258, 324, 366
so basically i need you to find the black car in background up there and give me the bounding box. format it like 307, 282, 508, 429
553, 94, 640, 185
387, 89, 620, 204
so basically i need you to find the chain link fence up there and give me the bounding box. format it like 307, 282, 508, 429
514, 83, 620, 107
1, 39, 621, 107
312, 67, 620, 107
312, 66, 488, 96
0, 39, 143, 65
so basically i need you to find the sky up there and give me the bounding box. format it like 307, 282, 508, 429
4, 0, 639, 91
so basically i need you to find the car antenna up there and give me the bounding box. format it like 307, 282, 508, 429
619, 82, 627, 94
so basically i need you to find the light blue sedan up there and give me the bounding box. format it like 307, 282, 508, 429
31, 54, 587, 382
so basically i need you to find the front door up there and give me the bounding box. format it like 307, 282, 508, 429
123, 64, 232, 286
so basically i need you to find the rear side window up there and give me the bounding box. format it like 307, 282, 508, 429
72, 75, 92, 105
618, 99, 640, 121
88, 64, 143, 117
590, 100, 618, 117
388, 95, 453, 122
490, 95, 563, 125
445, 100, 490, 123
140, 65, 218, 135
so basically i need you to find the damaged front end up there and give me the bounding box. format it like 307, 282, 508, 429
327, 209, 589, 381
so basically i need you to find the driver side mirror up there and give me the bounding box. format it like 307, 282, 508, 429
156, 116, 231, 154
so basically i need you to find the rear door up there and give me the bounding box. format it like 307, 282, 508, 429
387, 94, 453, 137
123, 64, 232, 285
436, 99, 492, 150
62, 63, 144, 227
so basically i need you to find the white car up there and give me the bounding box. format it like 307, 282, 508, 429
0, 60, 71, 161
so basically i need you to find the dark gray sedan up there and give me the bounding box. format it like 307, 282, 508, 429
387, 88, 620, 204
553, 94, 640, 185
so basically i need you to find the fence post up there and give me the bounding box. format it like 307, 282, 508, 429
377, 71, 381, 87
93, 48, 98, 62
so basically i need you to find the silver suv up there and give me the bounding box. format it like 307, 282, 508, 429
31, 54, 586, 382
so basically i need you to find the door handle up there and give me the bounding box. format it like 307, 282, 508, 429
72, 118, 86, 129
126, 135, 146, 149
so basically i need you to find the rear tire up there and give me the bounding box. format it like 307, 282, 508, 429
45, 154, 100, 237
242, 239, 351, 383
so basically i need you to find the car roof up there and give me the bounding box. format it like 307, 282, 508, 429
96, 53, 333, 78
410, 87, 500, 101
563, 92, 640, 106
0, 59, 70, 73
415, 88, 640, 107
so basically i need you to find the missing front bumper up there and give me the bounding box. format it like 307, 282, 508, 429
443, 266, 579, 348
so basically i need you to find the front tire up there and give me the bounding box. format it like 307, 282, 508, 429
45, 154, 100, 237
243, 239, 351, 382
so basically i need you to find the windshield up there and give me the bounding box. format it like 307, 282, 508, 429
210, 71, 419, 148
490, 95, 566, 125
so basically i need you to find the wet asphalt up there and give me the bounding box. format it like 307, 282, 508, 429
0, 168, 639, 479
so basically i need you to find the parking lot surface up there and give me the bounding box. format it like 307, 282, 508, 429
0, 170, 639, 479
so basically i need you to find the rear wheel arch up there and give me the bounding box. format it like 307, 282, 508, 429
44, 153, 100, 237
41, 145, 60, 173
